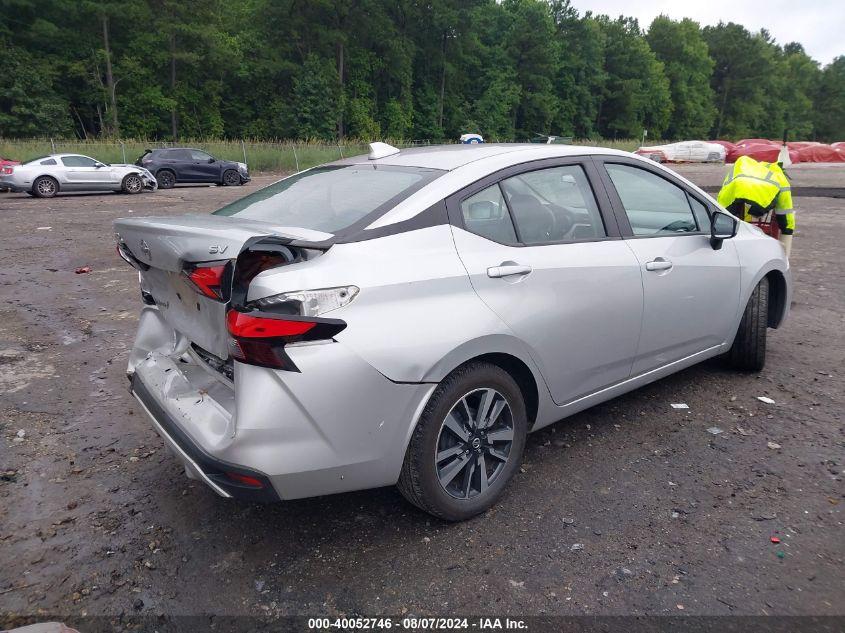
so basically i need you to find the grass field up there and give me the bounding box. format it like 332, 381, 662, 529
0, 137, 643, 173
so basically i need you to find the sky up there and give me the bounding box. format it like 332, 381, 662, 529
571, 0, 845, 65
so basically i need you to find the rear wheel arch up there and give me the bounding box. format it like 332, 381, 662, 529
32, 175, 59, 197
426, 351, 540, 429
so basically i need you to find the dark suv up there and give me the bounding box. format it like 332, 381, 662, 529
136, 148, 250, 189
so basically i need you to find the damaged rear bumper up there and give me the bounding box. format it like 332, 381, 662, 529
127, 305, 435, 502
130, 373, 279, 502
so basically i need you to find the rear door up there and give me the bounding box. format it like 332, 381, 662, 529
160, 149, 192, 180
596, 159, 742, 375
448, 158, 644, 406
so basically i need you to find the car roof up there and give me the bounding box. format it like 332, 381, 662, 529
331, 143, 631, 171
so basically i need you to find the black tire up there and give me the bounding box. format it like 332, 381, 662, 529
397, 362, 528, 521
121, 173, 144, 194
222, 169, 240, 186
156, 170, 176, 189
728, 277, 768, 371
32, 176, 59, 198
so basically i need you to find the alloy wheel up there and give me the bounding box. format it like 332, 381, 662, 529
224, 170, 240, 186
36, 178, 56, 196
435, 388, 514, 500
157, 172, 175, 188
125, 175, 142, 193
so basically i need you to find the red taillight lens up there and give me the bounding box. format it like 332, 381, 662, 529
224, 472, 264, 488
184, 265, 227, 300
226, 310, 315, 338
225, 309, 346, 371
1, 166, 13, 175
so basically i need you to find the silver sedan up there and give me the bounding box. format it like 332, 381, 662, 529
0, 153, 157, 197
114, 142, 791, 521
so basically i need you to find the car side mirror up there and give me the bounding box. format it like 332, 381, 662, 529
207, 157, 216, 163
94, 162, 105, 168
710, 211, 738, 250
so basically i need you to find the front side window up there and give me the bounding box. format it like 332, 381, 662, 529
190, 150, 213, 161
500, 165, 605, 244
61, 155, 98, 167
605, 164, 699, 236
214, 165, 442, 234
460, 184, 517, 244
689, 196, 711, 231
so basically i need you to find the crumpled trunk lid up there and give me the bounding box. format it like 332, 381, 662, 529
114, 214, 332, 359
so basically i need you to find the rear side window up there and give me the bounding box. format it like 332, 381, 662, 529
214, 165, 442, 234
163, 149, 190, 160
605, 164, 698, 235
40, 159, 57, 166
500, 165, 605, 244
61, 155, 98, 167
461, 185, 517, 244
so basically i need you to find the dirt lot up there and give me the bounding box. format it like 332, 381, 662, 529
0, 165, 843, 626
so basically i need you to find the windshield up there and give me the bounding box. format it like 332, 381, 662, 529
213, 165, 443, 233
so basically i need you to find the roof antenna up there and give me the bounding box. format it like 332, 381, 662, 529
368, 142, 400, 160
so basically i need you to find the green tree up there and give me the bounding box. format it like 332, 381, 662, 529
291, 54, 340, 140
703, 22, 779, 138
550, 1, 606, 137
594, 16, 671, 138
647, 16, 716, 139
0, 44, 73, 136
814, 56, 845, 141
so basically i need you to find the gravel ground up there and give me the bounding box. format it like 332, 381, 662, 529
0, 165, 842, 626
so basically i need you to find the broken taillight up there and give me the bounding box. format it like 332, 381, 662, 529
183, 264, 227, 300
226, 309, 346, 371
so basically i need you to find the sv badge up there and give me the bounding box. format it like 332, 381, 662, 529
208, 244, 229, 254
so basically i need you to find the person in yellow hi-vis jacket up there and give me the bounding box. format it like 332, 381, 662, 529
717, 155, 795, 257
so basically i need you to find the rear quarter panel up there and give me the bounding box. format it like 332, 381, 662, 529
246, 224, 546, 386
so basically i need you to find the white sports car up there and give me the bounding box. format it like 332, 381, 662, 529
0, 153, 157, 198
635, 141, 726, 164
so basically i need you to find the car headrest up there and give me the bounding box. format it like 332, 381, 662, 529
509, 194, 551, 241
468, 200, 497, 220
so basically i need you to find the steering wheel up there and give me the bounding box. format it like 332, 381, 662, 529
659, 219, 696, 233
547, 204, 576, 236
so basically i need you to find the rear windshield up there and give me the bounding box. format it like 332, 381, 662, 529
213, 165, 443, 233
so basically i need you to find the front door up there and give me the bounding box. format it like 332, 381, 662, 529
599, 161, 742, 375
449, 161, 644, 406
184, 149, 220, 182
61, 155, 114, 189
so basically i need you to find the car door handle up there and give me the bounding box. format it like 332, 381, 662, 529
645, 258, 673, 271
487, 264, 532, 278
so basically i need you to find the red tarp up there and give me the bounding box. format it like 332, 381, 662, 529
787, 141, 822, 150
796, 144, 845, 163
736, 138, 777, 146
708, 140, 737, 152
727, 143, 799, 164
